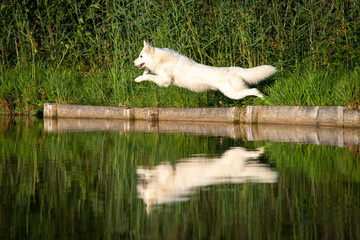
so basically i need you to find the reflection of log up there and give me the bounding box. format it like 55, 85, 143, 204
241, 124, 360, 147
43, 118, 240, 137
137, 147, 278, 213
43, 118, 360, 147
0, 116, 11, 131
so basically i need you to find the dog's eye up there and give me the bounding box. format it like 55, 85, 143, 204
140, 55, 143, 58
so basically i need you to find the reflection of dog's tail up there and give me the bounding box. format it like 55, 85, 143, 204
240, 65, 277, 85
224, 147, 265, 160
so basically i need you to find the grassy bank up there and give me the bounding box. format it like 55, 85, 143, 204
1, 66, 359, 114
1, 0, 359, 114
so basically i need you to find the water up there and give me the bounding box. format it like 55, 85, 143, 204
1, 117, 360, 239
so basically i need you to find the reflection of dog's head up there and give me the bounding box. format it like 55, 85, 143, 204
132, 40, 154, 69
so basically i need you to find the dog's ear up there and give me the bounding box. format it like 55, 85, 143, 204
143, 40, 153, 54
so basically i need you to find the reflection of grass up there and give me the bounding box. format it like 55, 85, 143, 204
266, 142, 360, 182
0, 118, 360, 238
1, 1, 360, 113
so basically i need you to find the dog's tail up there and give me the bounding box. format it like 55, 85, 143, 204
241, 65, 277, 85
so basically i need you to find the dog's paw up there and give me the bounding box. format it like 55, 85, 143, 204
143, 68, 150, 75
254, 89, 264, 98
135, 75, 146, 83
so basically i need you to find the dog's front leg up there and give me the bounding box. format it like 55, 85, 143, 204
143, 68, 150, 75
135, 74, 171, 87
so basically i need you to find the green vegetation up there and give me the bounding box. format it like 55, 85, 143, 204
1, 0, 359, 114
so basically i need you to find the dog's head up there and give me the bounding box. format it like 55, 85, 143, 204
133, 40, 154, 69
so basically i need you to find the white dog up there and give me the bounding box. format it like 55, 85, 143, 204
133, 41, 277, 99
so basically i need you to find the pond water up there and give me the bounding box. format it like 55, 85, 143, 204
1, 117, 360, 239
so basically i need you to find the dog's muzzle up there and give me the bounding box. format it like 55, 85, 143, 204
133, 62, 144, 69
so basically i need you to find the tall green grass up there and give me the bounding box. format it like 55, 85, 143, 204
1, 0, 359, 114
252, 68, 360, 107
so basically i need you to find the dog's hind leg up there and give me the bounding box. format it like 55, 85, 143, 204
219, 87, 264, 100
135, 74, 172, 87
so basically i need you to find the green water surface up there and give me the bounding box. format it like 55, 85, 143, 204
1, 117, 359, 239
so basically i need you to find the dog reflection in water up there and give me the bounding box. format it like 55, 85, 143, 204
137, 147, 278, 213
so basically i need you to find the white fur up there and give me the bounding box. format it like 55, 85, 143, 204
133, 41, 277, 100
